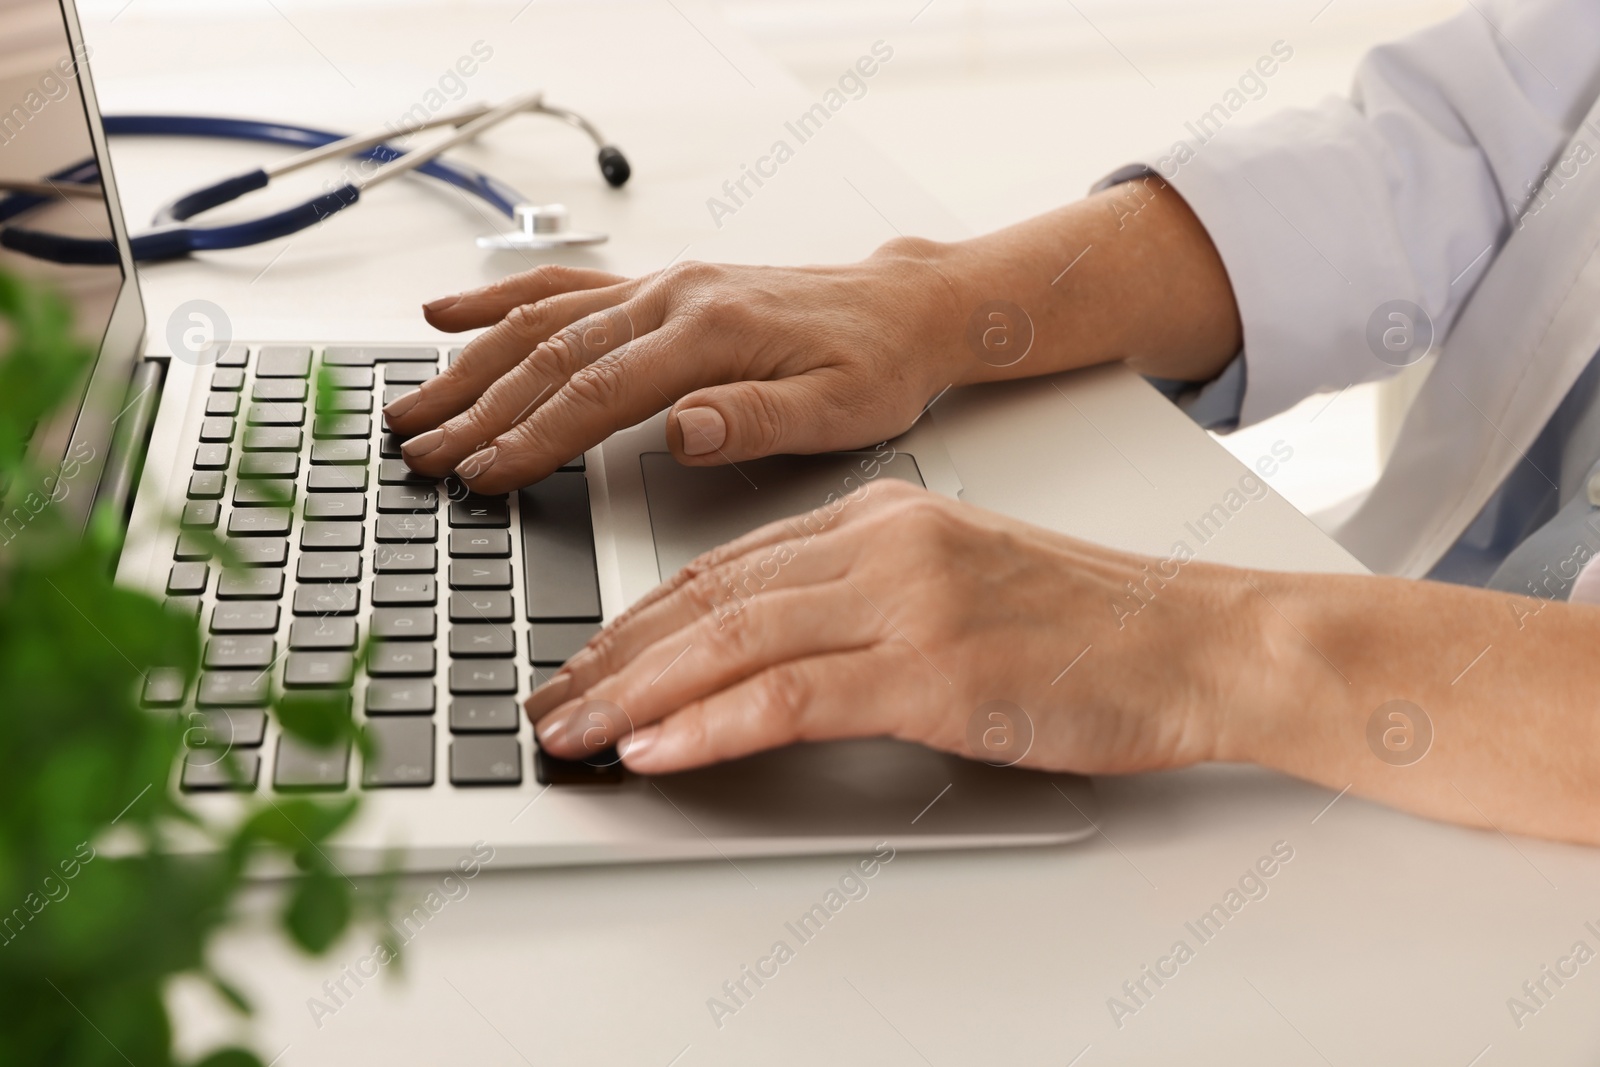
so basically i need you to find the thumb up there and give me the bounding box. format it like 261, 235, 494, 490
668, 374, 855, 463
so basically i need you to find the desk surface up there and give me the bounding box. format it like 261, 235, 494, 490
83, 3, 1600, 1064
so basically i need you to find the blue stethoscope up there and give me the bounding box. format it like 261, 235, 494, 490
0, 92, 629, 265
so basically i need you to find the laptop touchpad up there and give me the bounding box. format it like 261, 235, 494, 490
640, 451, 925, 581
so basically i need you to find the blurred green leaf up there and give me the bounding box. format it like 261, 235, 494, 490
285, 867, 351, 954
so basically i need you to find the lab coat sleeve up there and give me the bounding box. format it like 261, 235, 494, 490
1095, 0, 1600, 428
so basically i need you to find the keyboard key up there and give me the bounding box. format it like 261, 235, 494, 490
298, 551, 361, 582
377, 514, 435, 542
377, 459, 433, 485
380, 432, 404, 458
239, 452, 299, 478
559, 454, 586, 473
256, 345, 312, 378
141, 667, 187, 707
231, 536, 289, 567
449, 559, 511, 590
227, 508, 292, 536
243, 426, 302, 451
304, 493, 365, 521
164, 596, 203, 621
252, 379, 308, 402
234, 480, 296, 508
519, 473, 601, 620
217, 569, 286, 600
204, 634, 276, 670
181, 750, 261, 792
317, 389, 372, 413
450, 495, 508, 527
383, 362, 436, 384
301, 521, 364, 550
448, 529, 511, 557
293, 585, 359, 616
314, 414, 372, 439
197, 669, 271, 706
377, 485, 438, 512
449, 591, 513, 623
284, 651, 355, 688
196, 707, 267, 748
194, 443, 231, 470
210, 367, 245, 391
325, 366, 373, 389
167, 562, 209, 595
289, 616, 358, 650
212, 343, 249, 367
205, 393, 240, 417
311, 439, 370, 464
369, 641, 435, 677
450, 624, 514, 658
449, 660, 515, 695
274, 735, 350, 791
200, 417, 236, 442
451, 736, 522, 785
535, 747, 623, 785
373, 575, 436, 606
527, 622, 601, 665
211, 602, 280, 634
382, 385, 415, 408
370, 607, 435, 640
450, 697, 518, 733
365, 679, 436, 715
188, 471, 225, 499
307, 465, 368, 492
173, 532, 213, 562
323, 345, 439, 366
248, 402, 306, 426
181, 500, 220, 529
375, 544, 435, 573
362, 720, 434, 787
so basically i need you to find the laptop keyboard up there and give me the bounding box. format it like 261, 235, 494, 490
146, 344, 618, 793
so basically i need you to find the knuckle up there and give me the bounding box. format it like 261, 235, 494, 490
502, 300, 555, 342
705, 600, 761, 658
661, 260, 718, 288
755, 663, 812, 730
735, 384, 786, 455
564, 354, 627, 407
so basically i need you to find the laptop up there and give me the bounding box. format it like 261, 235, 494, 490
4, 0, 1096, 870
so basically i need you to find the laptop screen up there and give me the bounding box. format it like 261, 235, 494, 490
1, 0, 145, 529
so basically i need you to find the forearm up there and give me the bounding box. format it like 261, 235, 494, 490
900, 177, 1242, 386
1219, 568, 1600, 845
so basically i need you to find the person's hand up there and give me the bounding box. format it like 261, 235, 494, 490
524, 479, 1253, 775
383, 244, 975, 495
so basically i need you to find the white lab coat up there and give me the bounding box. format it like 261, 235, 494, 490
1121, 0, 1600, 577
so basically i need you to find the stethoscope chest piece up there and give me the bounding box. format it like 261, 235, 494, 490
477, 202, 607, 250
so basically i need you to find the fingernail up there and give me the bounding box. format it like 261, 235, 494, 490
619, 724, 660, 764
677, 407, 726, 456
536, 707, 578, 751
423, 294, 461, 313
400, 427, 445, 458
383, 388, 421, 419
455, 446, 498, 480
526, 670, 572, 717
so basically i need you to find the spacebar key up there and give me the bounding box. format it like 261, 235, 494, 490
518, 473, 601, 620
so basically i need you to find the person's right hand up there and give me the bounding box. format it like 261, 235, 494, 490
382, 241, 981, 495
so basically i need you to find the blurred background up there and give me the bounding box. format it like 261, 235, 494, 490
79, 0, 1462, 525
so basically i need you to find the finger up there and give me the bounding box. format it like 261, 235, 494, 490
421, 263, 627, 331
398, 299, 655, 477
600, 474, 919, 632
524, 480, 927, 720
448, 312, 714, 494
386, 285, 639, 439
618, 647, 919, 774
666, 370, 881, 465
533, 581, 882, 759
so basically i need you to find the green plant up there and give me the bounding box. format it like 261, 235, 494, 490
0, 268, 394, 1065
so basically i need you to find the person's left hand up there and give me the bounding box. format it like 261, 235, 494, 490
526, 478, 1250, 776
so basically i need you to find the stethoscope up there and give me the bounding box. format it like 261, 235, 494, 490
0, 92, 630, 265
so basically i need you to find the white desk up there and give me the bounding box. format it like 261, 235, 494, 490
83, 3, 1600, 1064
